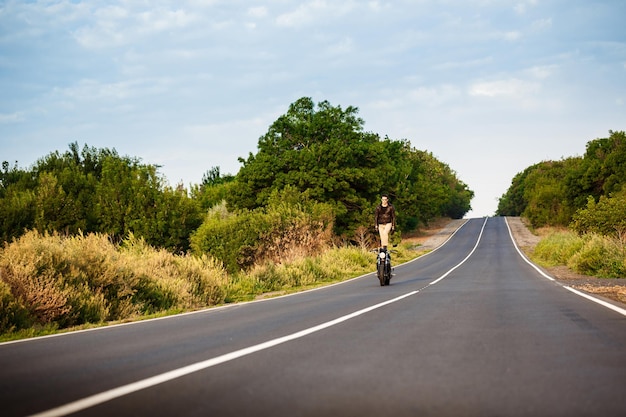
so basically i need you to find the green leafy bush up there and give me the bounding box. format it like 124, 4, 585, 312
191, 188, 334, 273
571, 193, 626, 237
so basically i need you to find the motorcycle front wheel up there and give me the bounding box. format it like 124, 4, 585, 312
384, 262, 391, 285
377, 262, 385, 286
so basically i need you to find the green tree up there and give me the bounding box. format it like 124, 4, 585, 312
497, 163, 540, 216
191, 167, 237, 212
497, 131, 625, 229
229, 97, 473, 237
1, 143, 202, 251
230, 97, 387, 235
571, 192, 626, 237
0, 162, 36, 241
565, 130, 626, 209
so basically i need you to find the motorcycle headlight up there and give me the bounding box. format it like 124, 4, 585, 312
379, 252, 386, 259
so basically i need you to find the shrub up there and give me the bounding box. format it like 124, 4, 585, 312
532, 230, 585, 266
191, 196, 334, 273
0, 230, 227, 335
568, 234, 626, 278
227, 246, 375, 301
532, 228, 626, 278
571, 194, 626, 238
0, 280, 33, 334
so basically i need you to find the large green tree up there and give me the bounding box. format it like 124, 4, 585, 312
228, 97, 473, 236
229, 98, 388, 235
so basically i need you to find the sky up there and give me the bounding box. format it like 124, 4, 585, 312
1, 0, 625, 218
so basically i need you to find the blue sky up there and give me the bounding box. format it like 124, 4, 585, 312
1, 0, 624, 218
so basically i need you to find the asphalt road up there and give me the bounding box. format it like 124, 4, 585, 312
2, 217, 626, 417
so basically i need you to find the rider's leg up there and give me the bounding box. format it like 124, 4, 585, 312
378, 223, 392, 249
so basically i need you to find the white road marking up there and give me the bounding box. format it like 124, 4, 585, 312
29, 220, 486, 417
29, 291, 419, 417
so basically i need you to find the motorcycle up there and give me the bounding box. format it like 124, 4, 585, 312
374, 247, 394, 286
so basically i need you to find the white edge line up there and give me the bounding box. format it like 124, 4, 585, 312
28, 220, 478, 417
504, 217, 626, 317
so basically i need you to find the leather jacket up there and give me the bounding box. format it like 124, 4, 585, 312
375, 204, 396, 227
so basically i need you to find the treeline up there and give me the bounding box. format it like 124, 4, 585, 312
1, 97, 474, 259
497, 130, 626, 236
1, 143, 201, 253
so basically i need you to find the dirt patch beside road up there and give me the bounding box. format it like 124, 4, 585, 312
403, 218, 468, 251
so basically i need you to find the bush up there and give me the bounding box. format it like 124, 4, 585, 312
571, 193, 626, 238
0, 230, 227, 335
532, 228, 626, 278
191, 194, 334, 273
226, 246, 374, 301
568, 234, 626, 278
532, 230, 585, 266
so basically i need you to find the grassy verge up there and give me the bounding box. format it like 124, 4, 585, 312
531, 229, 626, 278
0, 231, 424, 342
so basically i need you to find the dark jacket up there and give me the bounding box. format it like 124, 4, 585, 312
375, 204, 396, 228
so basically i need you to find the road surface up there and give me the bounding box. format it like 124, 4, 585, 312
2, 217, 625, 416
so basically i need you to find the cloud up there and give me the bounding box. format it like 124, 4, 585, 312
433, 57, 493, 71
501, 31, 522, 41
247, 6, 268, 18
72, 4, 200, 48
50, 77, 175, 106
326, 37, 354, 55
469, 78, 540, 98
514, 0, 538, 15
368, 84, 462, 111
275, 0, 356, 27
525, 65, 557, 80
0, 112, 25, 124
531, 17, 552, 31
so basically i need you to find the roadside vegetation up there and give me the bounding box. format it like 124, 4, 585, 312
0, 222, 421, 341
532, 230, 626, 278
1, 97, 467, 341
498, 130, 626, 281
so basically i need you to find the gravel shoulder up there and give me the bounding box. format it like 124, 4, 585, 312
418, 217, 626, 307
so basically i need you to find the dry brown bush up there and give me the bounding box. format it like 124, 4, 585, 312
0, 230, 227, 334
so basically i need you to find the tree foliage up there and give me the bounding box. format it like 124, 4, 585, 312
571, 192, 626, 238
497, 130, 626, 230
228, 97, 473, 237
2, 98, 474, 268
0, 143, 202, 252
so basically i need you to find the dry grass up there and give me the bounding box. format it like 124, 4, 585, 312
0, 231, 227, 335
